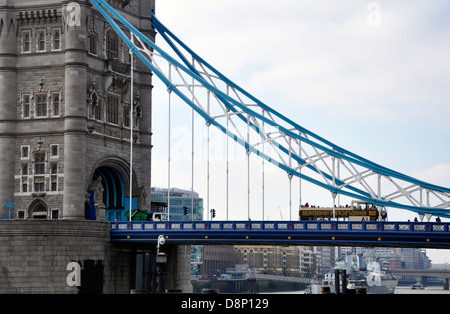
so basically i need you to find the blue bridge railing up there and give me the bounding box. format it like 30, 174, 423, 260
110, 220, 450, 248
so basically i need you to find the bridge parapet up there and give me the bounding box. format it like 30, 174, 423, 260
110, 220, 450, 248
111, 220, 449, 232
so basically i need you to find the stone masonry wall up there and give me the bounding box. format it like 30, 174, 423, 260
0, 220, 131, 293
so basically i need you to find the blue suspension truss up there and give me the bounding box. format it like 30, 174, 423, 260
90, 0, 450, 218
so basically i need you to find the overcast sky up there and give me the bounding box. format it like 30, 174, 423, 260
149, 1, 450, 263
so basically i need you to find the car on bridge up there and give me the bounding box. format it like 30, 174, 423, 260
125, 209, 168, 221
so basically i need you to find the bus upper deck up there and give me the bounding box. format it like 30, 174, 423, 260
299, 200, 386, 221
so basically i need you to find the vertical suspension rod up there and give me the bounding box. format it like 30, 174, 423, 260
206, 91, 211, 221
129, 46, 134, 221
289, 138, 292, 220
262, 110, 265, 221
226, 86, 230, 220
167, 65, 172, 220
299, 131, 302, 214
247, 114, 251, 220
191, 56, 195, 221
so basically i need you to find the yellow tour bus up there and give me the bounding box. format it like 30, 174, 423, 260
299, 200, 385, 221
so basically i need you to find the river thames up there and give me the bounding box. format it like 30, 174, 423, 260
271, 286, 450, 294
395, 286, 450, 294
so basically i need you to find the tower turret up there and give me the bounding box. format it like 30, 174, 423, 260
0, 1, 17, 217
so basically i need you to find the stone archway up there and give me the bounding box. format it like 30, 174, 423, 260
28, 199, 48, 219
88, 156, 143, 221
94, 166, 125, 211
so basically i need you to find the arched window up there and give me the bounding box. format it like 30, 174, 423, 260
106, 94, 119, 124
38, 31, 45, 51
106, 30, 119, 60
89, 32, 98, 55
53, 30, 60, 50
36, 95, 47, 117
24, 32, 30, 52
53, 93, 60, 116
29, 201, 48, 219
35, 152, 45, 175
23, 95, 30, 118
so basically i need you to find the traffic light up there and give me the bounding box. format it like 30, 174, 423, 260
183, 206, 188, 215
211, 209, 216, 218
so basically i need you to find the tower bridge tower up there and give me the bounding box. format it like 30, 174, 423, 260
0, 0, 155, 220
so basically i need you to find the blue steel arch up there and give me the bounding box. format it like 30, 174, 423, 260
93, 166, 125, 209
90, 0, 450, 218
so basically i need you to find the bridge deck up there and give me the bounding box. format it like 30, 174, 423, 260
110, 220, 450, 248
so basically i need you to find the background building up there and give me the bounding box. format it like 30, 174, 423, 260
299, 246, 315, 277
234, 245, 302, 277
151, 187, 205, 276
313, 246, 432, 279
314, 246, 337, 278
199, 245, 241, 279
151, 187, 203, 221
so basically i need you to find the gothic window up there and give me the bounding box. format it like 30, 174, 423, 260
52, 29, 61, 50
23, 94, 30, 118
51, 209, 59, 219
50, 161, 58, 192
94, 104, 102, 120
50, 144, 58, 157
22, 31, 31, 53
36, 95, 47, 117
21, 146, 30, 159
34, 152, 45, 175
106, 94, 119, 124
34, 152, 46, 193
31, 202, 47, 218
52, 93, 60, 116
22, 164, 28, 176
51, 162, 58, 192
106, 30, 119, 60
89, 32, 98, 55
124, 106, 130, 127
22, 164, 29, 193
51, 179, 57, 192
34, 177, 45, 192
51, 163, 58, 174
37, 30, 46, 52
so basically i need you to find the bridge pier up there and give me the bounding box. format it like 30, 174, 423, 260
165, 245, 193, 293
0, 220, 193, 294
0, 220, 130, 293
133, 245, 193, 294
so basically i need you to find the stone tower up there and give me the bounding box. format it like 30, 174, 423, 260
0, 0, 155, 220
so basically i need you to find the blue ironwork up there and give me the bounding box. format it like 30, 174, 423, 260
89, 0, 450, 218
110, 220, 450, 248
94, 166, 125, 210
1, 196, 16, 219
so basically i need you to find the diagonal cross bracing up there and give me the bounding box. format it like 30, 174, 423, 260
90, 0, 450, 218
